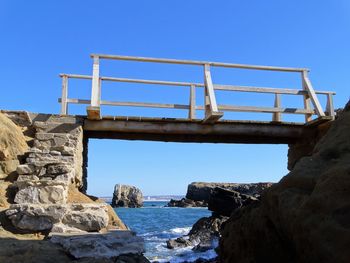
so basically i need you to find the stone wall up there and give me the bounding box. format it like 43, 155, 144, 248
1, 111, 110, 234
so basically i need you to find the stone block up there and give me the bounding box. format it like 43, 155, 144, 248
6, 204, 68, 231
16, 164, 35, 175
0, 160, 19, 179
14, 180, 68, 204
6, 203, 110, 233
62, 204, 109, 232
47, 164, 71, 175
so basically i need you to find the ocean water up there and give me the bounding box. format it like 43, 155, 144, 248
115, 201, 216, 262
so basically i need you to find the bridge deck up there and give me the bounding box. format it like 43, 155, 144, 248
83, 116, 331, 144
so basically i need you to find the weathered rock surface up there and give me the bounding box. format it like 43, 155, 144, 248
6, 203, 109, 232
14, 180, 69, 204
50, 230, 145, 259
219, 102, 350, 263
112, 184, 143, 208
0, 112, 28, 179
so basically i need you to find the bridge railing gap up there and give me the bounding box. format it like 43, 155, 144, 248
58, 54, 336, 124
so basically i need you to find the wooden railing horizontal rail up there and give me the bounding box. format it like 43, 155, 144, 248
90, 54, 309, 72
59, 97, 315, 115
59, 73, 335, 95
59, 54, 336, 124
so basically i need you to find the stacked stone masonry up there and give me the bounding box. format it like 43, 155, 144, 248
2, 112, 109, 234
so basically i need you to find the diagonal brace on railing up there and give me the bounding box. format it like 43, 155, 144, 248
302, 71, 325, 118
203, 64, 223, 123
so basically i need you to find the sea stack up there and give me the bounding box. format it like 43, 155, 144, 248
111, 184, 143, 208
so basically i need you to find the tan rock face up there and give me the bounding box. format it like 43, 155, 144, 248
0, 113, 28, 178
219, 102, 350, 263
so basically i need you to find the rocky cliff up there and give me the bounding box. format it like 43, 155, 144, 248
111, 184, 143, 208
219, 102, 350, 263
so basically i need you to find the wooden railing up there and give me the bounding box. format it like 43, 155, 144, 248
59, 54, 336, 124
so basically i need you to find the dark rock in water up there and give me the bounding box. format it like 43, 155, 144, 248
166, 215, 228, 252
166, 184, 266, 252
166, 237, 192, 249
111, 184, 143, 208
219, 102, 350, 262
166, 198, 207, 208
208, 187, 258, 217
181, 257, 219, 263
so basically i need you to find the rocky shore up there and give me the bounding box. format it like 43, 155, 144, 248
166, 183, 273, 254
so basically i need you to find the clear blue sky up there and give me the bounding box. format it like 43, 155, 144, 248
1, 1, 349, 196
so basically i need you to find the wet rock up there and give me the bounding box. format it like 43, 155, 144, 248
166, 237, 192, 249
111, 184, 143, 208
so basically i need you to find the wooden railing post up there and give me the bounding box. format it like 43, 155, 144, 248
189, 84, 196, 120
87, 55, 101, 119
326, 93, 335, 119
272, 93, 281, 122
60, 75, 68, 115
203, 64, 223, 123
302, 71, 325, 121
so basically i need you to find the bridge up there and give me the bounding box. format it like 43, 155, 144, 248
58, 54, 335, 144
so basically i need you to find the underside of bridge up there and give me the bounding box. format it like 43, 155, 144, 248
83, 116, 330, 144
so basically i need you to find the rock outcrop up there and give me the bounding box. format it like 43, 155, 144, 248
112, 184, 143, 208
219, 102, 350, 263
167, 182, 272, 208
186, 182, 272, 202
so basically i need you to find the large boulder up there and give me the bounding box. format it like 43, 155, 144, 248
219, 102, 350, 263
111, 184, 143, 208
6, 203, 109, 232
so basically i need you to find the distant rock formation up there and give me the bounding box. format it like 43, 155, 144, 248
111, 184, 143, 208
219, 103, 350, 262
166, 182, 272, 208
186, 182, 273, 202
